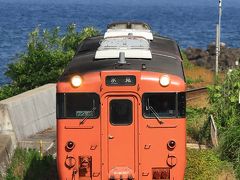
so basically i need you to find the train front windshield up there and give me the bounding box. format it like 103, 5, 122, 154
143, 93, 186, 118
57, 93, 100, 119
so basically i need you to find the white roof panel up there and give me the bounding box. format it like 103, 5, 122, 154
95, 36, 152, 59
95, 49, 152, 59
104, 29, 153, 40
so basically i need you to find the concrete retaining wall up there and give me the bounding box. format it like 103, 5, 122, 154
0, 84, 56, 142
0, 83, 56, 177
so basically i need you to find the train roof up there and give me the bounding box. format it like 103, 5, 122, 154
59, 35, 185, 82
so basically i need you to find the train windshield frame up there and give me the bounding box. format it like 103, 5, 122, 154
57, 93, 100, 119
142, 92, 186, 118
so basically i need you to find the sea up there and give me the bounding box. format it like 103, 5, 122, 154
0, 0, 240, 85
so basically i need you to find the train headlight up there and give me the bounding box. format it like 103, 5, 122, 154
160, 75, 170, 87
71, 75, 82, 87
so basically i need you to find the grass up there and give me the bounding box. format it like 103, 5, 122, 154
218, 126, 240, 179
6, 148, 58, 180
185, 66, 214, 88
181, 50, 215, 88
186, 108, 211, 145
185, 149, 235, 180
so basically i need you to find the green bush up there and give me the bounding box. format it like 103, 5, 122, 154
0, 24, 99, 100
186, 108, 211, 145
6, 148, 57, 180
185, 149, 234, 180
208, 69, 240, 131
0, 84, 22, 101
208, 68, 240, 177
219, 126, 240, 179
181, 50, 193, 70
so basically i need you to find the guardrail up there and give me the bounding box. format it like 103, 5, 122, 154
209, 115, 219, 147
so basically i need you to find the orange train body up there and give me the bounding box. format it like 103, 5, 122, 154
57, 22, 187, 180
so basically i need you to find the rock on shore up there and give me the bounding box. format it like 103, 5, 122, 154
184, 43, 240, 70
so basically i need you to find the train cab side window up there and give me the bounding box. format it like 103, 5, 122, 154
143, 93, 176, 118
57, 93, 100, 119
110, 99, 133, 125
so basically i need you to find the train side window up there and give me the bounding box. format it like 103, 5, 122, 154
110, 99, 133, 125
57, 93, 100, 119
143, 93, 176, 118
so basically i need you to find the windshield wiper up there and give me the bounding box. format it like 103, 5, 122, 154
148, 106, 164, 125
79, 107, 96, 125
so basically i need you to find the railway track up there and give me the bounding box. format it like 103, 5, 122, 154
186, 87, 208, 101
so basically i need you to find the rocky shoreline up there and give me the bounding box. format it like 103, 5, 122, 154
184, 43, 240, 71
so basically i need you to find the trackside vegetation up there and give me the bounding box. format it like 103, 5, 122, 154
6, 148, 57, 180
185, 149, 233, 180
208, 69, 240, 178
183, 52, 238, 179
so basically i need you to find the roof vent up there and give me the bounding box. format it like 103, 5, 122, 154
104, 29, 153, 41
118, 52, 127, 64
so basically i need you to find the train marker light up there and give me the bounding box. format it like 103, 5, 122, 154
160, 75, 170, 87
66, 141, 75, 151
71, 75, 82, 87
167, 140, 176, 150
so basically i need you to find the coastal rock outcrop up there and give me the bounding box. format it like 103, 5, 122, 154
184, 43, 240, 70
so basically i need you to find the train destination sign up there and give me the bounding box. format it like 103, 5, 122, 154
106, 75, 136, 86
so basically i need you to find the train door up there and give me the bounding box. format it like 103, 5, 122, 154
101, 95, 138, 180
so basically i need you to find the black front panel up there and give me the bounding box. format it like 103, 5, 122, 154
57, 93, 100, 119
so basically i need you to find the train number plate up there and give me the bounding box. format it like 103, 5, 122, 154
106, 76, 136, 86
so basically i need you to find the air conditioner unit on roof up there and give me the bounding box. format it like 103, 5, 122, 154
95, 36, 152, 59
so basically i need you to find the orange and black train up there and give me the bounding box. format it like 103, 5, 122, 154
56, 22, 186, 180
